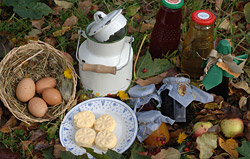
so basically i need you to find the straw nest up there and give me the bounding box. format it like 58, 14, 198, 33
0, 40, 77, 124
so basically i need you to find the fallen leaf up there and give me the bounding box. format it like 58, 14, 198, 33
78, 1, 92, 15
244, 2, 250, 23
196, 133, 218, 159
126, 5, 141, 17
44, 37, 57, 47
0, 148, 19, 159
151, 147, 181, 159
219, 137, 239, 158
70, 33, 79, 41
239, 96, 247, 109
52, 6, 64, 15
230, 81, 250, 94
235, 141, 250, 158
0, 115, 17, 133
0, 34, 14, 58
127, 23, 154, 33
63, 15, 78, 27
28, 29, 42, 37
54, 0, 73, 9
34, 140, 50, 151
29, 129, 47, 142
31, 18, 45, 30
204, 103, 221, 110
215, 0, 223, 11
22, 140, 32, 151
53, 144, 66, 158
218, 19, 231, 30
136, 71, 169, 86
53, 26, 71, 37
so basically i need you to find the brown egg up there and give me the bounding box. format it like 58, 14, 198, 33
16, 78, 35, 102
36, 77, 57, 94
42, 88, 62, 106
28, 97, 48, 118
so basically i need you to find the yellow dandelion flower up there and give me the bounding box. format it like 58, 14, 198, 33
96, 92, 100, 96
64, 68, 72, 79
177, 132, 187, 144
117, 91, 129, 101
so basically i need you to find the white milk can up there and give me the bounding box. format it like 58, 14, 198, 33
76, 9, 133, 96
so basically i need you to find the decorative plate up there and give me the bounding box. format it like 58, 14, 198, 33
59, 97, 138, 158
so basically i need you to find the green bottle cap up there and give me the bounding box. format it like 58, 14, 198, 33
216, 39, 231, 55
161, 0, 184, 9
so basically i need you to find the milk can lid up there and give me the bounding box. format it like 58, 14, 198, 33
161, 0, 184, 9
191, 10, 215, 25
88, 9, 126, 36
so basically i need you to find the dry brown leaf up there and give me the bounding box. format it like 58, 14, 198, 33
54, 0, 73, 9
151, 148, 181, 159
136, 70, 169, 86
0, 115, 17, 133
78, 0, 92, 15
196, 133, 218, 159
44, 37, 57, 47
53, 26, 71, 37
239, 96, 247, 109
219, 137, 239, 158
31, 18, 45, 30
127, 23, 154, 33
215, 0, 223, 11
70, 33, 79, 40
218, 19, 231, 30
63, 15, 78, 27
22, 140, 32, 151
230, 81, 250, 94
52, 6, 64, 15
53, 144, 66, 158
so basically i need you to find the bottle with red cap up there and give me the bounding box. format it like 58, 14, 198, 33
181, 10, 215, 78
149, 0, 184, 59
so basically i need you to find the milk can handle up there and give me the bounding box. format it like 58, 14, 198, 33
94, 11, 107, 23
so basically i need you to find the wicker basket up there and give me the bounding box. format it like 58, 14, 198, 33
0, 40, 77, 124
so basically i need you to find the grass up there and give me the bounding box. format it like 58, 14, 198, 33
0, 0, 249, 158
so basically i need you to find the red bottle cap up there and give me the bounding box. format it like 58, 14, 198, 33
191, 10, 215, 25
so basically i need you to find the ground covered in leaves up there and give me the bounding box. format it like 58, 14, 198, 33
1, 0, 250, 159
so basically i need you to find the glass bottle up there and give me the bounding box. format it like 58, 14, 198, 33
149, 0, 184, 58
181, 10, 215, 78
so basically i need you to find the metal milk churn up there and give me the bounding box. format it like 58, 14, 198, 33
76, 9, 133, 96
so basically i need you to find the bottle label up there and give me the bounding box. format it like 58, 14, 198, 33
197, 12, 210, 19
165, 0, 181, 4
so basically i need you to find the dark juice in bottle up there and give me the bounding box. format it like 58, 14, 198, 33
149, 0, 184, 58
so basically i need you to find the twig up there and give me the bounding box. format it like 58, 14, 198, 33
133, 34, 148, 80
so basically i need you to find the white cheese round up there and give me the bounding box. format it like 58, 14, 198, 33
74, 110, 95, 129
94, 114, 117, 132
95, 130, 117, 151
75, 127, 96, 147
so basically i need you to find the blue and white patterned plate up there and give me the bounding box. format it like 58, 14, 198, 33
59, 97, 138, 157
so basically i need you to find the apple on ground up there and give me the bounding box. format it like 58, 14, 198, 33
193, 121, 213, 138
220, 118, 244, 138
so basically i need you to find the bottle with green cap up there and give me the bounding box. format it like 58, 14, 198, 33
149, 0, 184, 58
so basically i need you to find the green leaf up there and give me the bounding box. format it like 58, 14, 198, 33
59, 151, 88, 159
85, 147, 109, 159
136, 51, 174, 78
129, 143, 150, 159
125, 5, 140, 17
2, 0, 52, 19
42, 147, 55, 159
106, 149, 125, 159
47, 125, 58, 140
236, 141, 250, 159
244, 2, 250, 23
14, 129, 25, 136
